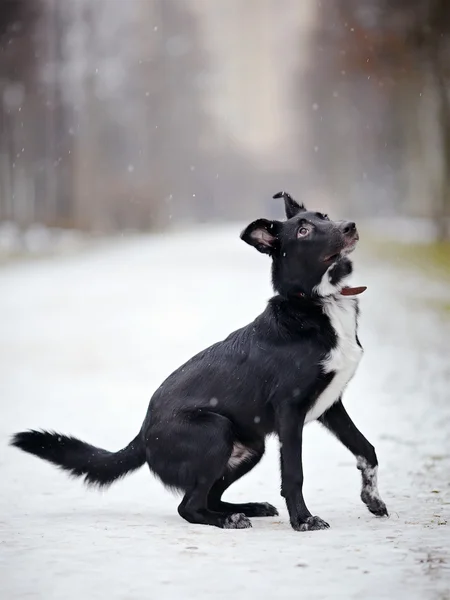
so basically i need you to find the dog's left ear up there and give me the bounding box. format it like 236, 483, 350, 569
240, 219, 280, 254
273, 191, 305, 219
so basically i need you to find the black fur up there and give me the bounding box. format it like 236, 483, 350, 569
11, 430, 145, 486
11, 191, 388, 531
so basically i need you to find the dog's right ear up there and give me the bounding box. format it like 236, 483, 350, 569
240, 219, 280, 254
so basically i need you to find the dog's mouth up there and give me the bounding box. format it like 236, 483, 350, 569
323, 232, 359, 263
342, 231, 359, 255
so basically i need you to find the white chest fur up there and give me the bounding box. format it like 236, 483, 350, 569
305, 296, 363, 423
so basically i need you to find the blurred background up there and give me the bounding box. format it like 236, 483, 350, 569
1, 2, 450, 598
1, 0, 450, 246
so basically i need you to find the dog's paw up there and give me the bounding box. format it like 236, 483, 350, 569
245, 502, 279, 517
362, 492, 389, 517
292, 515, 330, 532
223, 513, 252, 529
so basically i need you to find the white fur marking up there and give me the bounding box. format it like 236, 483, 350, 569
227, 443, 254, 470
305, 295, 362, 423
313, 263, 340, 296
357, 456, 383, 503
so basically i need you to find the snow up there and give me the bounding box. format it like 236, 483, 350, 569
1, 226, 449, 599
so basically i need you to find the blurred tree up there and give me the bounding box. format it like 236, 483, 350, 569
0, 0, 34, 38
62, 0, 224, 230
0, 0, 38, 225
341, 0, 450, 239
0, 0, 75, 229
306, 0, 450, 238
151, 0, 216, 224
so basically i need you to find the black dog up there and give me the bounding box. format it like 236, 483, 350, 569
11, 192, 388, 531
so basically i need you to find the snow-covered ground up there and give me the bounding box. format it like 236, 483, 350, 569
1, 226, 449, 599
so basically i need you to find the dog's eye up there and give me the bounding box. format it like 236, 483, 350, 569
317, 213, 329, 220
297, 226, 309, 238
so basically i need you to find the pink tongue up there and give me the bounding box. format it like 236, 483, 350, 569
340, 286, 367, 296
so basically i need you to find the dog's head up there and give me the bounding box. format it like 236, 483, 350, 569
241, 192, 359, 298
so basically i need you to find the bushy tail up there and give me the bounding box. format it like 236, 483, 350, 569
10, 430, 146, 488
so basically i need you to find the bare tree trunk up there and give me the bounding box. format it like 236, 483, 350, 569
431, 47, 450, 239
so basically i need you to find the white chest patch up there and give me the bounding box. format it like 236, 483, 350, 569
305, 295, 363, 423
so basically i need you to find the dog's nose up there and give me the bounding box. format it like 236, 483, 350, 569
342, 221, 356, 235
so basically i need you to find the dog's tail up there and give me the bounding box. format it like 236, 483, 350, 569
10, 430, 146, 488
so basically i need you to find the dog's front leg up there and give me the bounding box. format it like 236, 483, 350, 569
319, 399, 388, 517
277, 405, 330, 531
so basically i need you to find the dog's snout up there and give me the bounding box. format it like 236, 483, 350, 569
342, 221, 356, 235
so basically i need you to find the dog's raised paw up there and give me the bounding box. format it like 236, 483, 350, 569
362, 493, 389, 517
223, 513, 252, 529
293, 516, 330, 532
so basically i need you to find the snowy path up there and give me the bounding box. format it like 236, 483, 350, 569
1, 227, 449, 599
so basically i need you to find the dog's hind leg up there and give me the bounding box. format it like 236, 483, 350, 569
319, 399, 388, 517
178, 482, 252, 529
172, 413, 252, 529
207, 441, 279, 517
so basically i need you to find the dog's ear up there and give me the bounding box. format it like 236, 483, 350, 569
273, 191, 305, 219
240, 219, 280, 254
